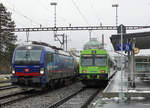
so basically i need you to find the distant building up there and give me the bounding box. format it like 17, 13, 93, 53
83, 38, 103, 50
135, 56, 150, 72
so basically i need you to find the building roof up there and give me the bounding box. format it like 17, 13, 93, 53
83, 38, 103, 50
110, 31, 150, 50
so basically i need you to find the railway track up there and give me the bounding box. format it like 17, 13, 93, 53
47, 87, 86, 108
81, 89, 100, 108
0, 85, 16, 91
0, 86, 66, 107
0, 80, 10, 83
47, 87, 102, 108
0, 89, 35, 107
0, 82, 101, 108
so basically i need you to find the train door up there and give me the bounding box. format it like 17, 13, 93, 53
45, 52, 53, 80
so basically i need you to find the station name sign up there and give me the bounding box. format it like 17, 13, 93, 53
116, 44, 132, 51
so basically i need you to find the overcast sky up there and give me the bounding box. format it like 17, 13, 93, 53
1, 0, 150, 54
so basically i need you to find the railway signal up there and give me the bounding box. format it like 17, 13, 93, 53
117, 24, 126, 34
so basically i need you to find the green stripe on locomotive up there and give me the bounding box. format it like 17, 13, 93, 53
79, 49, 109, 80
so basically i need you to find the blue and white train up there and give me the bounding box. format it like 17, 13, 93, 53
11, 42, 78, 89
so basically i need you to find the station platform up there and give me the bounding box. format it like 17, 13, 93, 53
103, 70, 150, 98
91, 70, 150, 108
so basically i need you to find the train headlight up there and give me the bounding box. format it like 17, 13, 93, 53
12, 69, 15, 74
40, 68, 44, 74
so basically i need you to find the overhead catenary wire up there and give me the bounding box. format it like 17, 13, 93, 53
89, 0, 102, 24
37, 0, 52, 12
71, 0, 101, 39
33, 0, 71, 27
2, 0, 42, 26
71, 0, 89, 25
7, 7, 41, 26
0, 2, 25, 27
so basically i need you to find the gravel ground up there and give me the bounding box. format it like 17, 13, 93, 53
0, 83, 11, 87
0, 74, 11, 79
87, 87, 105, 108
2, 82, 84, 108
58, 88, 99, 108
0, 88, 22, 97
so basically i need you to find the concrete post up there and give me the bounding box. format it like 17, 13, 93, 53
131, 39, 136, 88
128, 51, 131, 82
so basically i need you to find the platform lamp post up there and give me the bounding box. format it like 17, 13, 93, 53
50, 2, 57, 40
120, 25, 125, 103
112, 4, 119, 27
113, 3, 125, 102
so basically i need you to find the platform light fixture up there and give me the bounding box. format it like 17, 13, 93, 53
112, 4, 119, 27
50, 2, 57, 28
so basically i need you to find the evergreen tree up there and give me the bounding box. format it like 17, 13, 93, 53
0, 3, 17, 73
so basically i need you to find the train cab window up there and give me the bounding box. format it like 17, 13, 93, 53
81, 55, 93, 66
14, 49, 42, 65
95, 55, 107, 66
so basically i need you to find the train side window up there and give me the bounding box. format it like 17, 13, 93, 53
46, 53, 53, 64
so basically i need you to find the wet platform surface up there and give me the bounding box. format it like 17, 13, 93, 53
103, 70, 150, 98
92, 70, 150, 108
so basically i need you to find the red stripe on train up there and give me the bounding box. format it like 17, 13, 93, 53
15, 72, 42, 76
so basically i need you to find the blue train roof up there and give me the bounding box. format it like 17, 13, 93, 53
15, 44, 54, 52
15, 44, 71, 56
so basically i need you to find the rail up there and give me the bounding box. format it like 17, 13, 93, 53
81, 89, 100, 108
0, 89, 34, 107
47, 87, 86, 108
0, 85, 16, 91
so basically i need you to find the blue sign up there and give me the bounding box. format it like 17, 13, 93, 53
116, 44, 132, 51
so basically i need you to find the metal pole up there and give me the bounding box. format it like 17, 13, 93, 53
54, 4, 56, 28
51, 2, 57, 40
119, 25, 124, 102
128, 51, 131, 81
0, 8, 1, 57
62, 34, 64, 50
116, 6, 118, 27
26, 31, 29, 42
112, 4, 119, 27
131, 38, 136, 87
66, 35, 67, 51
89, 30, 91, 40
50, 2, 57, 28
102, 34, 104, 49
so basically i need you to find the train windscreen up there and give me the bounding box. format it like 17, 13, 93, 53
81, 55, 93, 66
14, 48, 42, 65
81, 55, 107, 66
94, 55, 107, 66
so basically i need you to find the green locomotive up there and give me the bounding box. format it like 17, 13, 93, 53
79, 38, 116, 86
